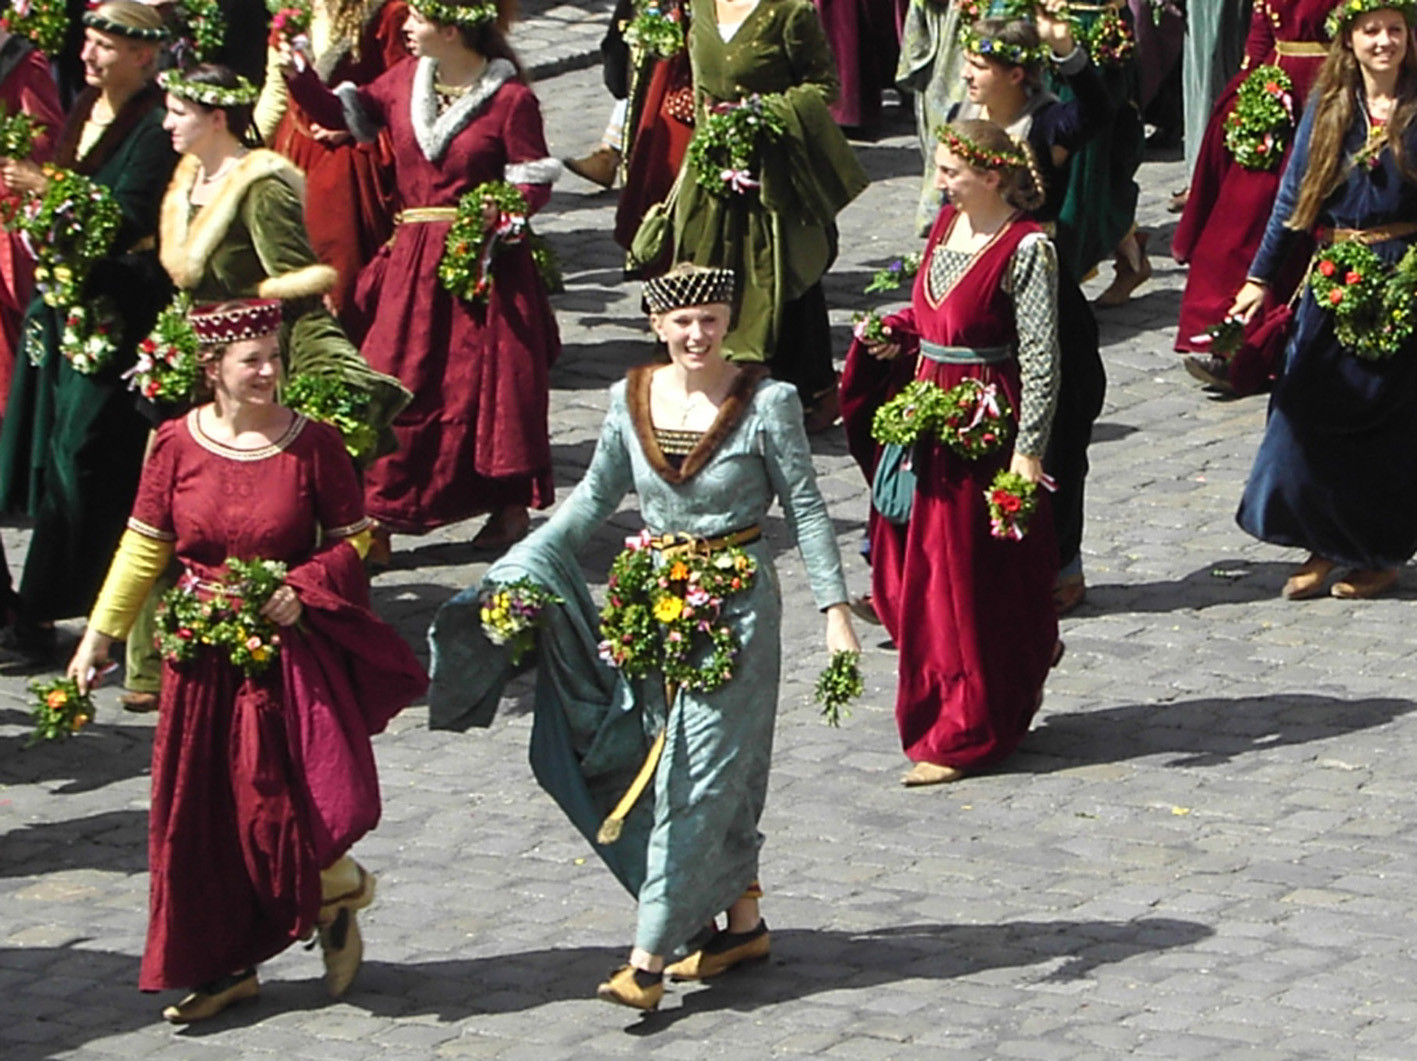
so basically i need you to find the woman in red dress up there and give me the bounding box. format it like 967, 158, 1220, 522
1172, 0, 1336, 395
255, 0, 410, 324
280, 0, 561, 552
840, 120, 1060, 786
67, 301, 426, 1023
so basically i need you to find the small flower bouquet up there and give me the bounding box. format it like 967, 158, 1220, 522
1192, 316, 1245, 361
687, 94, 786, 197
6, 165, 121, 309
1309, 241, 1417, 360
480, 577, 562, 665
1225, 66, 1294, 172
266, 0, 312, 51
814, 649, 863, 727
864, 252, 922, 294
26, 676, 95, 747
598, 529, 758, 694
283, 373, 381, 465
984, 469, 1056, 541
623, 0, 684, 59
438, 180, 530, 305
156, 558, 289, 678
851, 310, 889, 345
870, 377, 1014, 459
127, 293, 202, 404
0, 106, 40, 161
0, 0, 69, 56
57, 296, 123, 374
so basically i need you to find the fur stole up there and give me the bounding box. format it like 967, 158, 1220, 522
626, 363, 770, 484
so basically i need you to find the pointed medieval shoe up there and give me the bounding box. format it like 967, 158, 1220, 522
596, 964, 664, 1011
318, 907, 364, 999
320, 858, 377, 921
665, 920, 771, 981
565, 146, 620, 189
1330, 567, 1399, 600
1282, 555, 1336, 600
161, 968, 259, 1024
901, 760, 965, 787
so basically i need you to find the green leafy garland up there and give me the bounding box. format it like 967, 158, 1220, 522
282, 373, 380, 464
814, 650, 863, 727
623, 0, 684, 59
870, 377, 1014, 459
3, 165, 121, 309
129, 293, 202, 404
175, 0, 227, 61
26, 677, 96, 747
438, 180, 531, 305
58, 296, 123, 375
1309, 242, 1417, 360
597, 529, 758, 694
156, 559, 289, 678
1224, 66, 1294, 171
984, 469, 1042, 540
0, 0, 69, 56
1072, 6, 1134, 68
480, 577, 562, 665
0, 107, 40, 161
865, 252, 922, 294
686, 94, 787, 197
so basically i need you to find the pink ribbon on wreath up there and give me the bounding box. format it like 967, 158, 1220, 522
966, 383, 1002, 429
721, 168, 761, 194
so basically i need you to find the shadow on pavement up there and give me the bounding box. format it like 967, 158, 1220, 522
0, 720, 151, 795
0, 808, 148, 878
1083, 560, 1316, 613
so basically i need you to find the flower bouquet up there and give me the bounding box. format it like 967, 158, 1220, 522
936, 377, 1013, 460
984, 469, 1056, 541
623, 0, 684, 59
283, 373, 381, 464
174, 0, 227, 63
864, 252, 922, 294
687, 93, 786, 197
0, 0, 68, 56
871, 379, 949, 447
1225, 66, 1294, 171
598, 529, 758, 694
480, 577, 562, 665
267, 0, 312, 52
814, 649, 863, 727
438, 180, 531, 305
57, 296, 123, 374
156, 558, 289, 678
1192, 316, 1246, 361
852, 310, 889, 345
26, 676, 95, 747
127, 293, 202, 404
6, 165, 121, 309
1309, 241, 1417, 360
1073, 6, 1134, 67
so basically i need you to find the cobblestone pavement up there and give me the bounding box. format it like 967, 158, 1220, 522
6, 35, 1417, 1061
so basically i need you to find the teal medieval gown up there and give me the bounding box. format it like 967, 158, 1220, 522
428, 365, 848, 955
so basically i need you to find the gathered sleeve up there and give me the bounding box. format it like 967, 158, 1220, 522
1006, 233, 1061, 458
1248, 95, 1317, 283
759, 384, 849, 610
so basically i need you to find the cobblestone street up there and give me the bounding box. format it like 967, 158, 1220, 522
6, 15, 1417, 1060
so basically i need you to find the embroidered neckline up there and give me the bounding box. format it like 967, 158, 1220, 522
187, 407, 307, 461
410, 56, 515, 162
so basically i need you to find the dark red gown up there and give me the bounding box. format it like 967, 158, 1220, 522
841, 208, 1058, 771
130, 412, 425, 990
613, 48, 694, 262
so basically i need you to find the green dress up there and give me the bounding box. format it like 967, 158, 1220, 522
428, 366, 848, 955
0, 84, 177, 623
671, 0, 868, 363
897, 0, 968, 235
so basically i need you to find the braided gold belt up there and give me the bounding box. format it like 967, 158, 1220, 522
395, 207, 458, 224
1273, 41, 1327, 57
648, 526, 761, 557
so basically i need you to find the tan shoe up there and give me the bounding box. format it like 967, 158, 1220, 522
665, 921, 770, 981
596, 964, 664, 1010
565, 146, 620, 189
1331, 568, 1399, 600
320, 858, 376, 919
161, 969, 259, 1023
901, 761, 965, 787
318, 907, 363, 998
1282, 555, 1336, 600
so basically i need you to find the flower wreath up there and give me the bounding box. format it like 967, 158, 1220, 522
173, 0, 227, 62
597, 530, 758, 695
1224, 65, 1295, 171
686, 94, 787, 196
438, 179, 530, 304
623, 0, 684, 60
1325, 0, 1417, 40
158, 69, 260, 108
937, 126, 1027, 171
58, 297, 124, 375
1309, 241, 1417, 360
2, 164, 121, 319
956, 23, 1050, 67
1, 0, 70, 55
1071, 5, 1135, 68
127, 293, 202, 404
408, 0, 498, 28
156, 559, 289, 678
871, 377, 1015, 460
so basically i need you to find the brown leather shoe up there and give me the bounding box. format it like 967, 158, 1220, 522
666, 921, 770, 981
318, 908, 364, 998
161, 969, 259, 1023
1331, 568, 1399, 600
120, 690, 160, 713
596, 964, 664, 1010
565, 146, 620, 189
1282, 555, 1336, 600
901, 761, 965, 787
1183, 355, 1236, 395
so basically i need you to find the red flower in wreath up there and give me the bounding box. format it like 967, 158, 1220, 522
1345, 269, 1363, 285
1329, 288, 1345, 305
1318, 259, 1336, 277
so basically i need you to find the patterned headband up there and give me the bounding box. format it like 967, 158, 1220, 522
190, 300, 283, 344
158, 70, 260, 108
937, 126, 1028, 170
82, 8, 170, 41
408, 0, 498, 28
958, 25, 1049, 67
644, 266, 737, 313
1325, 0, 1417, 40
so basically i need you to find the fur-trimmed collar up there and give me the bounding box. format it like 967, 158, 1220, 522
312, 0, 391, 82
56, 82, 164, 175
160, 150, 309, 290
626, 363, 770, 484
410, 56, 515, 163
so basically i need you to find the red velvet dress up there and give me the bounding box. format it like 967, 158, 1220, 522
130, 412, 426, 990
271, 1, 408, 322
1172, 0, 1332, 389
811, 0, 899, 129
613, 48, 694, 261
840, 208, 1058, 771
0, 43, 62, 412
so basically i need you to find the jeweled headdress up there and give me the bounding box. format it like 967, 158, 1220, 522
936, 126, 1028, 171
644, 264, 736, 313
190, 300, 283, 345
1325, 0, 1417, 41
408, 0, 498, 28
158, 69, 260, 108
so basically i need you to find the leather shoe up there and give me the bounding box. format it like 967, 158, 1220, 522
596, 964, 664, 1010
161, 969, 259, 1023
1183, 355, 1236, 395
120, 690, 160, 713
318, 907, 363, 998
1282, 555, 1335, 600
1331, 568, 1399, 599
666, 921, 770, 981
901, 761, 965, 787
565, 146, 620, 189
1053, 575, 1085, 616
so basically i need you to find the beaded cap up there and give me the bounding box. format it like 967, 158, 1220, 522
190, 300, 283, 345
644, 264, 736, 313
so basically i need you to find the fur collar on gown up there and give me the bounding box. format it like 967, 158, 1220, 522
409, 56, 515, 163
626, 364, 770, 484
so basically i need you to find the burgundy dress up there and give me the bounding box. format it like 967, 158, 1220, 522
288, 57, 562, 533
130, 411, 426, 990
841, 208, 1059, 771
811, 0, 900, 129
1172, 0, 1333, 388
613, 47, 694, 262
271, 1, 409, 321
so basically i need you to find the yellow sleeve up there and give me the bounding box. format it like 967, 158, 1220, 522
254, 45, 290, 143
89, 530, 176, 640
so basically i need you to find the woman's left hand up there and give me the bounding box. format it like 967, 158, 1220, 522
824, 602, 861, 656
260, 585, 303, 627
1009, 451, 1045, 484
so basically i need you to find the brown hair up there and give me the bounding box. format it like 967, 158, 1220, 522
1287, 23, 1417, 231
946, 118, 1047, 212
171, 64, 263, 148
969, 18, 1045, 88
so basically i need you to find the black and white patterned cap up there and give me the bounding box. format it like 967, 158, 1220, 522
644, 264, 736, 314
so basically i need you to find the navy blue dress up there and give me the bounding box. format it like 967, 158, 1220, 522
1238, 97, 1417, 569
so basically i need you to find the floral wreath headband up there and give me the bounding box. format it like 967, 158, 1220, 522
959, 25, 1050, 68
937, 126, 1028, 171
158, 69, 260, 108
408, 0, 498, 28
1325, 0, 1417, 40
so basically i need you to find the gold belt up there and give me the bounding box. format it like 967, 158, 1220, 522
1068, 1, 1124, 11
649, 526, 761, 557
395, 207, 458, 224
1274, 41, 1328, 57
1324, 221, 1417, 245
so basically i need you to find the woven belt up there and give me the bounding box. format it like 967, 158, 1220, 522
919, 339, 1011, 364
649, 526, 761, 557
1321, 221, 1417, 246
1273, 41, 1328, 57
395, 207, 458, 224
1068, 1, 1124, 11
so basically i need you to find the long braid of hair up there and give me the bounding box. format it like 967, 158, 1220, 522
1011, 135, 1048, 212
